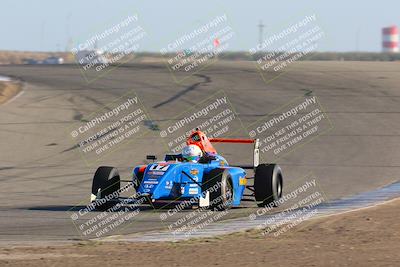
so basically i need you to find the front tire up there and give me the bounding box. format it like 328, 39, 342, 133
91, 166, 120, 211
202, 169, 234, 210
254, 164, 283, 207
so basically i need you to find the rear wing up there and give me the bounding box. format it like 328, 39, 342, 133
209, 138, 260, 169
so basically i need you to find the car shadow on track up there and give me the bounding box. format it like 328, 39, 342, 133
23, 205, 158, 212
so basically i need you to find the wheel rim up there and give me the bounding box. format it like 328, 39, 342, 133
277, 179, 282, 197
224, 178, 233, 205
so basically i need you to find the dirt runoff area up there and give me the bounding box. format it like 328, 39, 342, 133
1, 199, 399, 267
0, 81, 21, 104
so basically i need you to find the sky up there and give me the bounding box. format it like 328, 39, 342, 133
1, 0, 399, 52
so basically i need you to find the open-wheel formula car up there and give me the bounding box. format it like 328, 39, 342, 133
90, 129, 283, 211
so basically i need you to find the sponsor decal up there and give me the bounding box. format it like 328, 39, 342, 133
149, 164, 170, 171
239, 177, 247, 185
144, 180, 159, 184
165, 180, 173, 189
148, 164, 170, 176
188, 188, 199, 195
190, 169, 199, 175
148, 171, 165, 176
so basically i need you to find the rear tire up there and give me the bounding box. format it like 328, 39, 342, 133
133, 171, 144, 191
202, 169, 233, 210
254, 164, 283, 207
91, 166, 120, 211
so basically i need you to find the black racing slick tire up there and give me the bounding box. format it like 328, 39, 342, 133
202, 168, 234, 211
254, 164, 283, 207
132, 170, 144, 191
91, 166, 120, 211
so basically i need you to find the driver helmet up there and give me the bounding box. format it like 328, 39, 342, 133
182, 144, 203, 162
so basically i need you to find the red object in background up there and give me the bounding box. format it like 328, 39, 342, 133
382, 25, 399, 52
382, 26, 398, 35
213, 38, 220, 47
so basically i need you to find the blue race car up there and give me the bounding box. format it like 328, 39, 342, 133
90, 130, 283, 211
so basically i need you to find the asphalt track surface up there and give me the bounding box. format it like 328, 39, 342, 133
0, 61, 399, 243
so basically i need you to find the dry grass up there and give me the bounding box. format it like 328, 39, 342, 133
0, 82, 22, 104
0, 51, 75, 64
